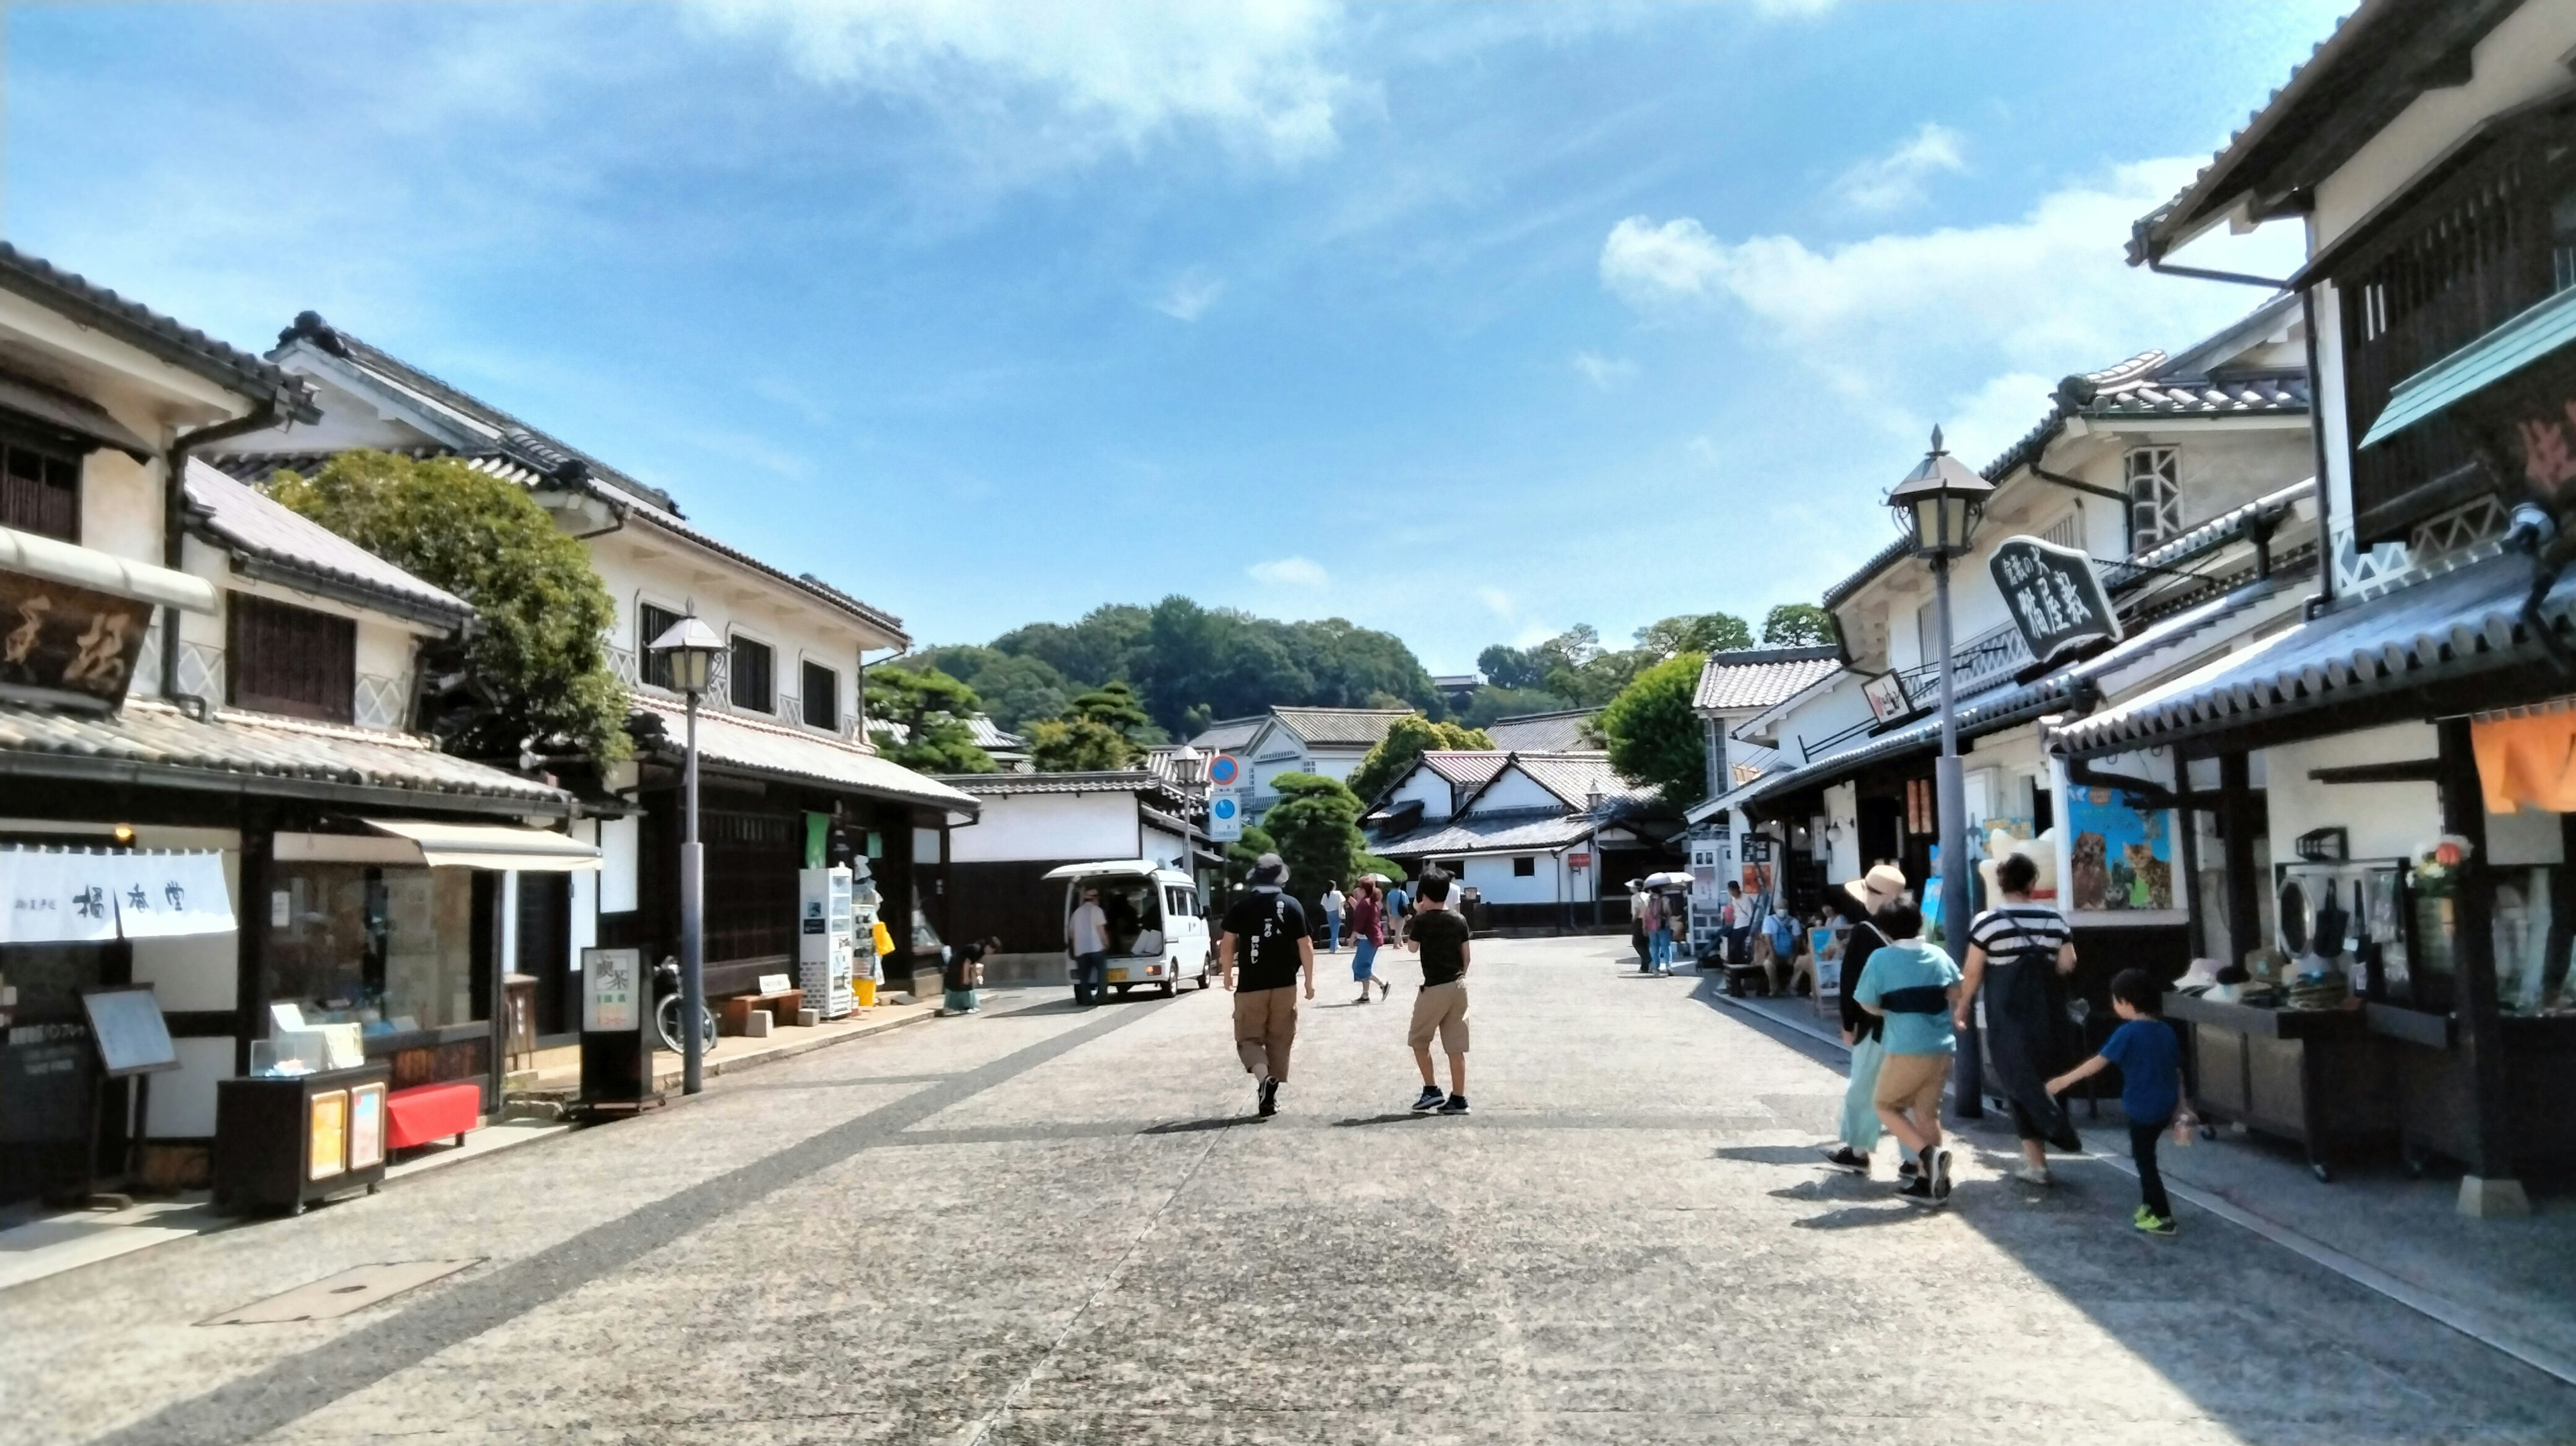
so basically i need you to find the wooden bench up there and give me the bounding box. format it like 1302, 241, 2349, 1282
720, 972, 804, 1035
385, 1080, 481, 1151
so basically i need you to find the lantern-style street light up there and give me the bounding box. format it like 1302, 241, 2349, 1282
1889, 427, 1994, 1118
649, 610, 724, 1096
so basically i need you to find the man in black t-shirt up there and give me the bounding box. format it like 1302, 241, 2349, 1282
1221, 853, 1314, 1119
1401, 869, 1474, 1115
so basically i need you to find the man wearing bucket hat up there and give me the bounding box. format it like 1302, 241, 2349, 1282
1821, 863, 1909, 1177
1220, 852, 1316, 1119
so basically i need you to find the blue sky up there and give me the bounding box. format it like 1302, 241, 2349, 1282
4, 1, 2343, 673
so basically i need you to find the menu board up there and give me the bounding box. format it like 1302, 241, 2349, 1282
347, 1081, 387, 1172
308, 1089, 349, 1180
81, 987, 178, 1078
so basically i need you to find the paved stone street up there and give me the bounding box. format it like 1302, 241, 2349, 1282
7, 935, 2572, 1446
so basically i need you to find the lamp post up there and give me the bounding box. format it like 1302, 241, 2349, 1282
1887, 427, 1995, 1120
649, 611, 724, 1096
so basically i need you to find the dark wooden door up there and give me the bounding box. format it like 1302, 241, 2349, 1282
516, 875, 572, 1036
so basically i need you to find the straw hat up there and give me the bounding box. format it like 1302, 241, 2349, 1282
1842, 863, 1908, 909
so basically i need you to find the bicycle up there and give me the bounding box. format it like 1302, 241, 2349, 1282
652, 956, 718, 1055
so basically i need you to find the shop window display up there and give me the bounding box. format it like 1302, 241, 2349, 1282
264, 862, 476, 1038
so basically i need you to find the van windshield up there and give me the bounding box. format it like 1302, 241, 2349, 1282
1073, 877, 1164, 955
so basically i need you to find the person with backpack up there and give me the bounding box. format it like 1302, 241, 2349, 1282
1220, 853, 1316, 1119
1822, 864, 1909, 1178
1853, 898, 1966, 1207
1961, 851, 2084, 1185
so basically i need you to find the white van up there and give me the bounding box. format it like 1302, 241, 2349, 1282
1044, 860, 1214, 998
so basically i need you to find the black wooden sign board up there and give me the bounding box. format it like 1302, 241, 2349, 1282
0, 567, 154, 710
1989, 535, 2121, 666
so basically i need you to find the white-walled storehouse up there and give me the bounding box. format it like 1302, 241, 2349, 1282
1371, 751, 1676, 932
0, 248, 586, 1201
215, 314, 977, 1024
932, 770, 1212, 979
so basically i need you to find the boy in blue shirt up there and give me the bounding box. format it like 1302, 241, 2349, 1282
2050, 968, 2190, 1236
1852, 901, 1965, 1207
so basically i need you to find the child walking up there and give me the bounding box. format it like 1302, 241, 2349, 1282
2049, 968, 2191, 1236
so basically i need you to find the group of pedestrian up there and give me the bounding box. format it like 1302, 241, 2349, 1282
1220, 853, 1468, 1119
1631, 881, 1684, 975
1816, 854, 2190, 1235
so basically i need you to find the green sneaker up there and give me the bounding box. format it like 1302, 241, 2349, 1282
2135, 1207, 2178, 1236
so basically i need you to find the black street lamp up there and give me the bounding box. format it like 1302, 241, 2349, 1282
1888, 427, 1994, 1119
649, 610, 724, 1096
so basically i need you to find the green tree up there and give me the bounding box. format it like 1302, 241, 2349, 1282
1635, 612, 1753, 658
865, 667, 996, 773
266, 450, 629, 763
1261, 772, 1368, 917
1762, 603, 1839, 647
1222, 823, 1279, 894
1025, 718, 1134, 771
1459, 684, 1576, 728
1600, 652, 1709, 805
1069, 680, 1159, 744
904, 644, 1072, 734
1346, 714, 1496, 803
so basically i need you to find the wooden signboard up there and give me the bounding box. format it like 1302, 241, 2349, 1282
80, 987, 178, 1078
1990, 535, 2121, 666
0, 567, 153, 710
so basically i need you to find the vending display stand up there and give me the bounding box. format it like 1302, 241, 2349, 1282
213, 1064, 390, 1215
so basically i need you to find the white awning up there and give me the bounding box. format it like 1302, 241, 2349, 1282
0, 525, 215, 613
363, 820, 601, 872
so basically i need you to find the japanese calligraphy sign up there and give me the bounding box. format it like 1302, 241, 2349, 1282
1989, 535, 2121, 666
2452, 345, 2576, 512
0, 566, 154, 709
2, 848, 233, 943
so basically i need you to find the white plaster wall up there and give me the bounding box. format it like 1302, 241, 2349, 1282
1460, 850, 1569, 905
1466, 769, 1559, 814
570, 820, 600, 973
1305, 749, 1364, 783
2266, 723, 2440, 864
590, 531, 869, 732
949, 791, 1140, 863
1387, 767, 1456, 820
1825, 781, 1861, 883
598, 815, 640, 913
77, 450, 162, 561
1141, 824, 1189, 873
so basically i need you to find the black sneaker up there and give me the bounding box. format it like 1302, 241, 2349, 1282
1931, 1148, 1955, 1203
1821, 1146, 1870, 1174
1898, 1158, 1919, 1180
1894, 1174, 1937, 1207
1257, 1078, 1279, 1118
1438, 1093, 1470, 1115
1411, 1085, 1446, 1113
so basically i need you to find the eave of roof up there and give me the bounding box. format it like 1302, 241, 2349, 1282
182, 460, 473, 629
0, 244, 318, 421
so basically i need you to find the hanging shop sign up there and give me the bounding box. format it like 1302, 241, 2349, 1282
0, 567, 154, 710
2442, 335, 2576, 515
1990, 536, 2121, 666
1862, 671, 1912, 724
2, 848, 233, 944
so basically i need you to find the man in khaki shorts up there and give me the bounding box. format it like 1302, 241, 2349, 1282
1221, 853, 1314, 1119
1401, 868, 1473, 1115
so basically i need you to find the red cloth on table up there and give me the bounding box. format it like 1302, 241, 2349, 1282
385, 1081, 481, 1149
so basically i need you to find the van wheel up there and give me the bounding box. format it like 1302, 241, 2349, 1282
1158, 979, 1176, 998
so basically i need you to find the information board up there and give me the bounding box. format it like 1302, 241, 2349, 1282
582, 947, 645, 1033
81, 987, 178, 1078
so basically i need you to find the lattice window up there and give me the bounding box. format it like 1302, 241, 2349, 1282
2041, 507, 2087, 553
729, 635, 773, 714
0, 431, 81, 542
228, 594, 354, 723
2127, 447, 2181, 551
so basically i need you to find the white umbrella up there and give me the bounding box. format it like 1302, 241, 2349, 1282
1359, 871, 1391, 884
1642, 871, 1694, 889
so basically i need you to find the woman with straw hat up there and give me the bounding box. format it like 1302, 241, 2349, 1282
1823, 863, 1911, 1176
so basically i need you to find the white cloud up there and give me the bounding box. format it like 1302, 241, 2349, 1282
1599, 158, 2311, 461
1249, 555, 1331, 588
1835, 121, 1966, 213
1155, 270, 1226, 321
692, 0, 1348, 166
1477, 586, 1514, 618
1571, 350, 1638, 390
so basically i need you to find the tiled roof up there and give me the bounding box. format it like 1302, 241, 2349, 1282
1186, 715, 1269, 752
2131, 0, 2518, 264
1375, 807, 1599, 858
0, 244, 318, 420
871, 713, 1024, 753
2051, 550, 2568, 758
182, 461, 472, 627
937, 768, 1195, 812
1483, 708, 1596, 751
1823, 299, 2310, 612
1693, 648, 1843, 713
628, 696, 977, 817
237, 316, 906, 642
1496, 752, 1660, 814
1417, 750, 1510, 789
0, 699, 566, 812
1267, 706, 1415, 747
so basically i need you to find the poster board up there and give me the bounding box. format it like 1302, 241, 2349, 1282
80, 987, 179, 1078
2065, 784, 2186, 926
347, 1081, 388, 1172
582, 947, 645, 1033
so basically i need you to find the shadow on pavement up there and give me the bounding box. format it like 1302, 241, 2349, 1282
1331, 1112, 1436, 1128
1715, 1144, 1835, 1166
1790, 1201, 1933, 1231
1139, 1115, 1265, 1135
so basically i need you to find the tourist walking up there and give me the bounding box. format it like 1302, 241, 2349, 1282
1629, 880, 1652, 968
1220, 852, 1315, 1118
1069, 885, 1110, 1007
1821, 863, 1907, 1176
1348, 878, 1389, 1003
1401, 868, 1474, 1115
1642, 889, 1671, 975
1854, 899, 1965, 1207
1385, 877, 1412, 948
1322, 881, 1346, 953
1723, 880, 1753, 970
1961, 852, 2084, 1184
2049, 969, 2190, 1235
942, 936, 998, 1015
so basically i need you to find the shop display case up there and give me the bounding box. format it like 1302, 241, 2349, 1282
2163, 991, 2396, 1180
212, 1064, 390, 1214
